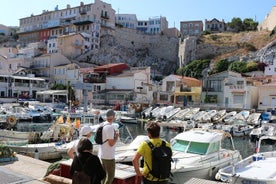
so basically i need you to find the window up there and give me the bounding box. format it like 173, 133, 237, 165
187, 142, 208, 155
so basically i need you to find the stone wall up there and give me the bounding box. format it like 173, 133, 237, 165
111, 27, 179, 62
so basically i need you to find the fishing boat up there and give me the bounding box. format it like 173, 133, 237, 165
170, 128, 242, 183
217, 135, 276, 184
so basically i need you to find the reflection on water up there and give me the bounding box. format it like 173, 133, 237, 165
14, 121, 276, 159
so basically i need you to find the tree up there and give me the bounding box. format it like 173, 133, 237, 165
214, 59, 231, 73
243, 18, 258, 31
228, 17, 243, 32
228, 61, 247, 73
177, 59, 210, 78
246, 61, 258, 72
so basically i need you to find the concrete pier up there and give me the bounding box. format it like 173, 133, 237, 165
0, 154, 50, 184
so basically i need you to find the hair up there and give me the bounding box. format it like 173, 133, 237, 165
77, 137, 93, 153
146, 121, 160, 138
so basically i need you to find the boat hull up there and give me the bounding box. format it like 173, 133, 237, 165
171, 153, 241, 183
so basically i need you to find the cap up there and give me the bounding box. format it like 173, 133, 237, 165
106, 109, 115, 117
80, 125, 93, 136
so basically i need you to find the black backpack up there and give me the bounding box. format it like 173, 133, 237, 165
94, 124, 108, 144
145, 140, 173, 180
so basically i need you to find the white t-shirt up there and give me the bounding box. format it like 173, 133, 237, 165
99, 122, 116, 160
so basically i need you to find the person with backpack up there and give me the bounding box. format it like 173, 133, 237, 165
132, 121, 173, 184
70, 137, 106, 184
67, 125, 93, 159
98, 109, 119, 184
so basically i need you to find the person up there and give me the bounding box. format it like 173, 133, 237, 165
132, 121, 172, 184
67, 125, 93, 159
70, 137, 106, 184
99, 109, 119, 184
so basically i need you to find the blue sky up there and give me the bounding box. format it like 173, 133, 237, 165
1, 0, 275, 29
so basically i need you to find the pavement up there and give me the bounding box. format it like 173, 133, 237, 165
0, 154, 50, 184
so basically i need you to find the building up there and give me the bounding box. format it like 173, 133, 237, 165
160, 74, 202, 106
29, 52, 72, 82
258, 6, 276, 31
137, 20, 148, 33
0, 74, 48, 102
205, 18, 226, 33
18, 0, 115, 48
180, 20, 203, 37
201, 71, 259, 109
178, 36, 197, 67
115, 14, 138, 29
147, 16, 168, 34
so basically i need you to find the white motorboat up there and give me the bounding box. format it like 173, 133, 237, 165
172, 108, 191, 120
163, 107, 181, 120
170, 128, 242, 183
211, 109, 226, 122
249, 123, 276, 142
217, 135, 276, 184
246, 112, 261, 125
202, 109, 217, 122
184, 107, 200, 120
222, 111, 237, 124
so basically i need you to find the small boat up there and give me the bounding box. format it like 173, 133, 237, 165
211, 109, 226, 122
184, 107, 200, 120
172, 108, 191, 120
163, 107, 181, 120
246, 112, 261, 125
222, 111, 237, 124
249, 123, 276, 142
202, 109, 217, 122
0, 129, 39, 143
217, 135, 276, 184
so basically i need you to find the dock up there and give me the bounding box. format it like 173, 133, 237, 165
184, 178, 225, 184
0, 154, 50, 184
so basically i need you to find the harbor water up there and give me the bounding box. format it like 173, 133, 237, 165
14, 120, 276, 160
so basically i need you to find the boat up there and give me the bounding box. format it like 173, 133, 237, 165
217, 135, 276, 184
169, 128, 242, 183
222, 111, 237, 124
116, 128, 242, 183
249, 123, 276, 142
172, 108, 191, 120
9, 142, 65, 161
246, 112, 261, 125
163, 107, 181, 120
184, 107, 200, 120
202, 109, 217, 122
0, 129, 39, 143
211, 109, 226, 122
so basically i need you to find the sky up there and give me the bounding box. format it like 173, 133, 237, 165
1, 0, 275, 29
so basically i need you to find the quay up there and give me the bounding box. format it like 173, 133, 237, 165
0, 154, 50, 184
0, 154, 226, 184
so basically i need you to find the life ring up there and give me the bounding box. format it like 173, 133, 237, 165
7, 115, 17, 127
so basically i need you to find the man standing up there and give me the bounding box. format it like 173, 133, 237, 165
132, 121, 172, 184
67, 125, 93, 159
99, 109, 119, 184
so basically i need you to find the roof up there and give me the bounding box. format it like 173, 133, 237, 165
173, 129, 223, 143
173, 75, 202, 86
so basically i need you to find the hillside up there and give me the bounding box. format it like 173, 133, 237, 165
199, 30, 276, 63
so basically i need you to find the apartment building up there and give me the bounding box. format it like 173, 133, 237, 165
18, 0, 115, 48
180, 20, 203, 37
115, 14, 138, 29
148, 16, 168, 34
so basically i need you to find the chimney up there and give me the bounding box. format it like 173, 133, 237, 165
80, 2, 84, 6
67, 4, 71, 9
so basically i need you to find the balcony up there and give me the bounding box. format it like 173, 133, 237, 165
101, 14, 109, 19
72, 18, 93, 25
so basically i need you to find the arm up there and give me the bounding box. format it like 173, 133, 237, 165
132, 152, 143, 177
107, 131, 119, 147
67, 147, 75, 159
